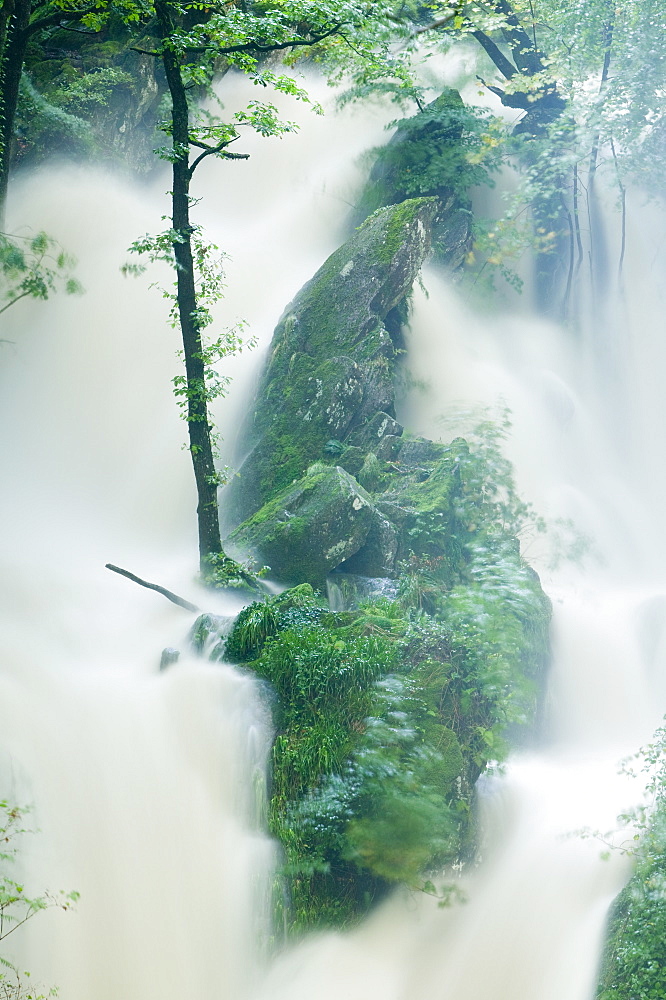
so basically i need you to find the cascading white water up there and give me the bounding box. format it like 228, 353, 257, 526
0, 77, 394, 999
1, 70, 664, 1000
253, 239, 666, 1000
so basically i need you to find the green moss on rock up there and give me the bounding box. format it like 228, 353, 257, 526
231, 569, 547, 933
227, 199, 438, 524
355, 88, 503, 270
215, 145, 551, 938
228, 464, 397, 589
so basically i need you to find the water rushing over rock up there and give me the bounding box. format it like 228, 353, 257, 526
0, 70, 665, 1000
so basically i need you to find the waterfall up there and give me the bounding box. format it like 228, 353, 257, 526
1, 71, 664, 1000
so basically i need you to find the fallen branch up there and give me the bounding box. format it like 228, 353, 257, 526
105, 563, 200, 612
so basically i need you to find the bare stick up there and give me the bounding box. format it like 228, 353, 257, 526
105, 563, 200, 612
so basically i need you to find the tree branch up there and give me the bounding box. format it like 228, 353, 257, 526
412, 11, 457, 35
26, 7, 95, 35
609, 137, 626, 281
572, 163, 584, 276
588, 12, 614, 178
105, 563, 200, 612
528, 0, 538, 50
182, 22, 343, 56
561, 190, 574, 320
188, 141, 249, 177
471, 28, 517, 79
53, 24, 99, 35
0, 290, 30, 315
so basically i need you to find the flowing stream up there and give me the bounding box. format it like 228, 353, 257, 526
1, 73, 665, 1000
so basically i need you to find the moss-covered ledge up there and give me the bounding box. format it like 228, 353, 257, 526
214, 426, 551, 935
226, 463, 396, 591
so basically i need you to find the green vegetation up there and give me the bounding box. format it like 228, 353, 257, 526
597, 829, 666, 1000
355, 88, 503, 269
111, 0, 430, 584
0, 801, 78, 1000
2, 0, 666, 984
597, 726, 666, 1000
357, 90, 498, 217
418, 1, 666, 314
218, 415, 550, 934
0, 230, 81, 318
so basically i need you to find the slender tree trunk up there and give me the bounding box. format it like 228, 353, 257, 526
0, 0, 29, 224
155, 1, 224, 572
529, 149, 571, 317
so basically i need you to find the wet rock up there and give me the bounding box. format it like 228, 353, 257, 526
356, 453, 384, 492
227, 464, 397, 590
337, 514, 398, 579
348, 411, 403, 449
338, 445, 366, 478
397, 437, 446, 468
355, 88, 473, 269
226, 198, 439, 525
190, 614, 235, 657
159, 647, 180, 671
375, 434, 403, 461
327, 573, 400, 611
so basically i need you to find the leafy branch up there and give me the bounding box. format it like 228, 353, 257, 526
0, 232, 82, 317
0, 800, 79, 1000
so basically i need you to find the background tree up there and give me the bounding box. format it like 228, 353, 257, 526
0, 0, 96, 221
410, 0, 666, 318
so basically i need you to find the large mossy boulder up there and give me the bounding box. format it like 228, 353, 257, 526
227, 463, 397, 590
216, 133, 551, 937
225, 197, 439, 525
221, 566, 548, 931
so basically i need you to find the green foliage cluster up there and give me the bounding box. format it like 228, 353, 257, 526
0, 801, 79, 1000
15, 77, 93, 164
225, 588, 460, 930
222, 416, 549, 933
199, 552, 265, 593
597, 821, 666, 1000
357, 90, 504, 222
511, 0, 666, 196
17, 10, 155, 170
13, 0, 423, 175
0, 230, 81, 318
597, 726, 666, 1000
